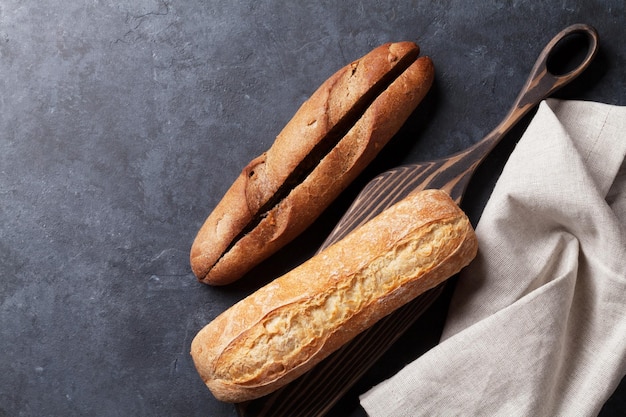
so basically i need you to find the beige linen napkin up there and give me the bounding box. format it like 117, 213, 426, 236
360, 99, 626, 417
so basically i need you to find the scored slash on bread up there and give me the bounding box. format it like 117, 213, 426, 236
190, 41, 435, 285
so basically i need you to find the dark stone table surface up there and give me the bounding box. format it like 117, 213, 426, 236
1, 1, 624, 416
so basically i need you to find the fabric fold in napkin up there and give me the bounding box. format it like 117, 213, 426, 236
360, 99, 626, 417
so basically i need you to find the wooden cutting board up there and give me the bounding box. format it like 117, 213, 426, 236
237, 23, 598, 417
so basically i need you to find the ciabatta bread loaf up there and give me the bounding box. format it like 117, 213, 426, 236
190, 189, 478, 403
190, 41, 435, 285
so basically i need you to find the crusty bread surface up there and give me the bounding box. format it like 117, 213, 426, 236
190, 41, 435, 285
190, 189, 478, 403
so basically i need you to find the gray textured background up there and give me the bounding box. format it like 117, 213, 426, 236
1, 1, 624, 416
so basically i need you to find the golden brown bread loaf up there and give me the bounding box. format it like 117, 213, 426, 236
190, 41, 435, 285
190, 189, 478, 403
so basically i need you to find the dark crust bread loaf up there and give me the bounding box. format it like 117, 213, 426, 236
190, 41, 435, 285
190, 189, 478, 403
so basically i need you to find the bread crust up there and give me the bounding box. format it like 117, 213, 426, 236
190, 189, 478, 403
190, 42, 435, 285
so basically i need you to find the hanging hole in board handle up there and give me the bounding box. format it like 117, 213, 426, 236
545, 23, 599, 78
514, 24, 599, 109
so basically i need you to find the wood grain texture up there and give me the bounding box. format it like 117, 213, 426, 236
237, 24, 598, 417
